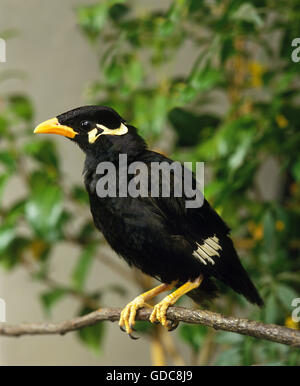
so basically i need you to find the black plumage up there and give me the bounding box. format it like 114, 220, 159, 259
34, 105, 263, 335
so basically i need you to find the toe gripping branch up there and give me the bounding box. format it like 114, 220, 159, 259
119, 282, 176, 338
149, 276, 203, 329
119, 276, 203, 338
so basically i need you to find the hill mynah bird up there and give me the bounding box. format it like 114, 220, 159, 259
34, 105, 263, 337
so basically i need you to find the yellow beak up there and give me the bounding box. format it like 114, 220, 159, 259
34, 117, 77, 139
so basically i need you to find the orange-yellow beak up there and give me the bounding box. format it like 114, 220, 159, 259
34, 117, 77, 139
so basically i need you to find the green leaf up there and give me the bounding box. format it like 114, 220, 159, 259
228, 131, 254, 170
188, 0, 206, 13
263, 210, 275, 252
232, 3, 263, 27
215, 347, 242, 366
77, 1, 124, 41
0, 150, 17, 172
190, 67, 222, 92
4, 200, 25, 225
150, 94, 169, 135
109, 3, 129, 21
126, 57, 143, 88
77, 222, 97, 243
168, 108, 220, 147
40, 288, 68, 315
24, 140, 59, 170
264, 293, 279, 324
71, 186, 89, 205
78, 320, 104, 354
0, 173, 9, 201
0, 225, 16, 253
134, 93, 169, 137
104, 57, 123, 84
216, 331, 244, 345
77, 306, 105, 353
133, 321, 154, 334
179, 324, 207, 352
25, 183, 63, 241
276, 284, 298, 311
9, 95, 34, 122
29, 170, 58, 189
0, 116, 9, 135
242, 337, 254, 366
72, 244, 96, 291
220, 35, 235, 63
175, 84, 198, 104
274, 73, 295, 94
1, 236, 29, 270
292, 157, 300, 182
77, 3, 109, 41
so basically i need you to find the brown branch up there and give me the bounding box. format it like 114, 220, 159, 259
0, 307, 299, 348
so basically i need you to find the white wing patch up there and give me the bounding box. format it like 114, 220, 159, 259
193, 235, 222, 265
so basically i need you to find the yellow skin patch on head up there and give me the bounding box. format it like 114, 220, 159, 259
88, 122, 128, 143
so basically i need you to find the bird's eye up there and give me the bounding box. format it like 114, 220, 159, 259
80, 120, 92, 130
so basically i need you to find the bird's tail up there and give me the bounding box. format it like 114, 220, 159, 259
229, 263, 264, 306
188, 244, 264, 307
215, 236, 264, 306
187, 273, 263, 307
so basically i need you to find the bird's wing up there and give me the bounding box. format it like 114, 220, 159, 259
137, 151, 230, 239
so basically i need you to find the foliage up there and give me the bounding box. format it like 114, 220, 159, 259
0, 0, 299, 365
0, 93, 107, 349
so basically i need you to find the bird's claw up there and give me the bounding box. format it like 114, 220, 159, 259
167, 320, 179, 331
120, 325, 139, 339
129, 332, 139, 340
149, 296, 176, 330
119, 296, 145, 337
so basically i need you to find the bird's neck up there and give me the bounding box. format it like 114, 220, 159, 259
83, 127, 147, 173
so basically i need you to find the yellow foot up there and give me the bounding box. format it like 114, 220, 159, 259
150, 296, 174, 328
149, 277, 203, 330
119, 295, 148, 337
118, 282, 177, 338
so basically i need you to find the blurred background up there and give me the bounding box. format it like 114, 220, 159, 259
0, 0, 299, 366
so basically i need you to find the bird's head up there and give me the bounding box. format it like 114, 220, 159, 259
34, 105, 145, 158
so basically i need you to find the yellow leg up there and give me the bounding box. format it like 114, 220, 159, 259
119, 281, 177, 335
150, 276, 203, 328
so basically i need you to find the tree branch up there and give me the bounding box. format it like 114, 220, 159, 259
0, 307, 299, 348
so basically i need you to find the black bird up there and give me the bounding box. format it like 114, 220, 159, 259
34, 105, 263, 336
